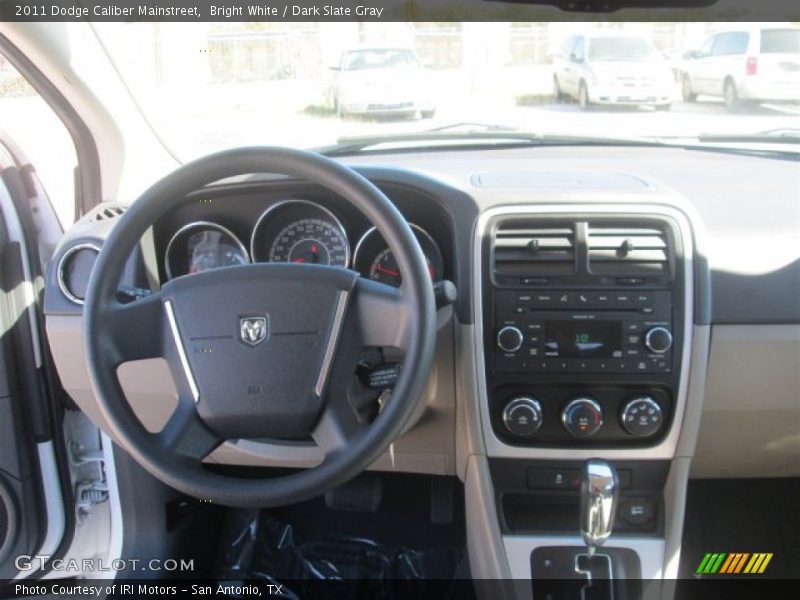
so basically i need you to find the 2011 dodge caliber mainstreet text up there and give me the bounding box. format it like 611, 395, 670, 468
0, 0, 798, 599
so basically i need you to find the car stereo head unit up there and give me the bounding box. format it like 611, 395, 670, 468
494, 289, 673, 374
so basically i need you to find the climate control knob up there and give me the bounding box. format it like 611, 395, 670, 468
502, 396, 543, 437
621, 396, 664, 437
562, 397, 603, 438
497, 326, 524, 353
644, 327, 673, 354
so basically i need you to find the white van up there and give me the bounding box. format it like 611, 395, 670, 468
553, 33, 674, 111
681, 26, 800, 111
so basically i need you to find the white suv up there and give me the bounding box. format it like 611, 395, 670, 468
553, 33, 674, 111
681, 26, 800, 111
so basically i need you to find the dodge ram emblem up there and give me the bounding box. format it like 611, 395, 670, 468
239, 315, 269, 347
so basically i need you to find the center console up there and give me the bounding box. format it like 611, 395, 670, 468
466, 201, 707, 598
486, 215, 684, 450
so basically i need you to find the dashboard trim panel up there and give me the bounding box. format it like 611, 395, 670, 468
473, 203, 695, 461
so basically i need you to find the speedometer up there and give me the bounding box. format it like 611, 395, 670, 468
268, 218, 349, 266
251, 200, 350, 267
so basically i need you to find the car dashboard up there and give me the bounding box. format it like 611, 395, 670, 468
42, 144, 799, 586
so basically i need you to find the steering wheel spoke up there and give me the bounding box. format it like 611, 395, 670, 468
352, 278, 413, 350
103, 293, 167, 365
311, 392, 365, 456
155, 393, 220, 460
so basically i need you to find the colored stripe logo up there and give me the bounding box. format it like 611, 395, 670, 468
696, 552, 773, 574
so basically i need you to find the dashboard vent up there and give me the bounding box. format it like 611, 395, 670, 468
493, 223, 576, 277
93, 205, 126, 221
587, 224, 669, 276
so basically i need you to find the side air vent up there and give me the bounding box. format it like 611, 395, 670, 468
93, 205, 126, 221
587, 224, 670, 276
493, 223, 577, 279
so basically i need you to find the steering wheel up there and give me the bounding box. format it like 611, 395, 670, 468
83, 147, 436, 507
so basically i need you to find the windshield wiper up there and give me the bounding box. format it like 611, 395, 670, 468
696, 128, 800, 145
316, 129, 667, 157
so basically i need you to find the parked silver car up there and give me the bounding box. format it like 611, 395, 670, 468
331, 47, 437, 119
681, 26, 800, 111
553, 33, 674, 111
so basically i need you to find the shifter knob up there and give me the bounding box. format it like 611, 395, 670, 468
579, 459, 619, 554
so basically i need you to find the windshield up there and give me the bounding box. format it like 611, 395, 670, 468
587, 37, 658, 61
93, 22, 800, 160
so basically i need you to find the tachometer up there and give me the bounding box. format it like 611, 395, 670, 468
353, 224, 444, 287
164, 221, 249, 280
251, 200, 350, 267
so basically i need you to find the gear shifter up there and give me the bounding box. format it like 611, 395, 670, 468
579, 459, 619, 555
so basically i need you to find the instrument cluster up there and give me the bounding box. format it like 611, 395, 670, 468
163, 198, 444, 288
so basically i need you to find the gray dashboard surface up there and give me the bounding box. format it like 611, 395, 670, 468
342, 146, 800, 324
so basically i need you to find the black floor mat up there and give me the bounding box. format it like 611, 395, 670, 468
680, 478, 800, 579
215, 473, 472, 598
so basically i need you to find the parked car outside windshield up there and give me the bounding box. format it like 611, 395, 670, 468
72, 22, 800, 161
553, 34, 675, 111
681, 26, 800, 111
332, 47, 437, 119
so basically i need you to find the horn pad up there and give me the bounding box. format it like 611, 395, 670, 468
161, 263, 358, 439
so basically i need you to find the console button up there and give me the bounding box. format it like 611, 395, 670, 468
527, 468, 581, 490
620, 396, 664, 437
502, 396, 543, 437
562, 397, 603, 437
620, 497, 656, 527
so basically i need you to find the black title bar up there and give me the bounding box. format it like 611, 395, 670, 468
0, 0, 799, 22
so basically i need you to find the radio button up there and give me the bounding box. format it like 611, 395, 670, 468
576, 291, 593, 305
556, 291, 573, 305
644, 327, 673, 354
596, 293, 611, 304
497, 326, 524, 353
624, 322, 644, 334
614, 292, 632, 304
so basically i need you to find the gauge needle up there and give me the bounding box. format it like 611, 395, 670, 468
376, 265, 400, 277
293, 257, 306, 263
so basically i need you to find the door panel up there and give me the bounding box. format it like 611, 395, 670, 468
0, 137, 67, 579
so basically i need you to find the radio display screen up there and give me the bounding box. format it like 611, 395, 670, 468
544, 321, 622, 358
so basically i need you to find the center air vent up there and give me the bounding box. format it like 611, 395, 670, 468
587, 224, 670, 276
493, 223, 576, 280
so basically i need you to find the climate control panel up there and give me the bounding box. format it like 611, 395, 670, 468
491, 387, 671, 447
